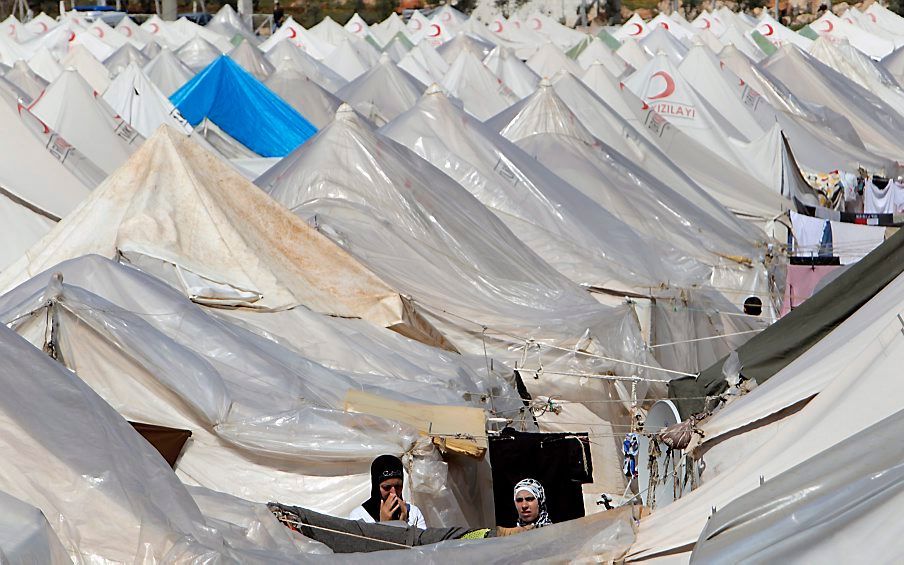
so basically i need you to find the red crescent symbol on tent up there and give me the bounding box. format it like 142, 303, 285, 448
641, 101, 649, 110
531, 17, 542, 30
352, 22, 362, 33
869, 13, 877, 22
762, 23, 774, 36
660, 21, 669, 30
442, 12, 451, 22
630, 22, 643, 36
123, 26, 132, 36
493, 21, 503, 32
93, 27, 104, 37
38, 21, 48, 32
412, 19, 422, 30
429, 23, 441, 37
702, 18, 711, 29
68, 31, 76, 42
648, 70, 675, 100
739, 78, 745, 86
287, 27, 297, 39
821, 20, 834, 32
150, 23, 160, 33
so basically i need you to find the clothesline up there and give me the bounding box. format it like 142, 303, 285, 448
647, 328, 762, 348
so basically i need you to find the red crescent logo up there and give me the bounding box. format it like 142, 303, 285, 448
68, 31, 76, 42
531, 17, 542, 30
93, 27, 104, 38
869, 13, 877, 23
702, 18, 711, 30
352, 22, 362, 33
412, 19, 422, 30
660, 21, 669, 30
641, 101, 649, 110
150, 23, 159, 33
442, 12, 451, 22
287, 27, 297, 38
429, 23, 441, 37
648, 70, 675, 100
630, 22, 643, 36
762, 23, 774, 36
493, 21, 503, 32
38, 21, 48, 32
821, 20, 834, 32
123, 26, 132, 36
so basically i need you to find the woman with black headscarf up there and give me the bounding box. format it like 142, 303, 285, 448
348, 455, 427, 529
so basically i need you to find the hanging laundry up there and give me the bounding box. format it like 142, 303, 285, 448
623, 433, 639, 479
790, 211, 829, 257
829, 221, 887, 265
780, 264, 841, 316
864, 177, 895, 214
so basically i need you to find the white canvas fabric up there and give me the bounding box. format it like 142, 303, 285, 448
115, 15, 154, 48
436, 31, 495, 63
259, 17, 336, 60
265, 67, 342, 128
103, 42, 149, 77
575, 37, 632, 76
344, 13, 370, 39
762, 44, 904, 161
30, 69, 140, 175
266, 39, 348, 93
59, 45, 111, 93
143, 46, 195, 97
810, 11, 895, 59
629, 265, 904, 560
228, 39, 275, 81
102, 62, 192, 138
0, 126, 441, 349
27, 46, 62, 83
397, 40, 449, 86
483, 45, 540, 99
440, 49, 518, 120
3, 60, 47, 104
176, 35, 222, 73
639, 26, 690, 63
614, 13, 650, 41
335, 52, 423, 126
751, 13, 813, 50
526, 41, 582, 78
309, 15, 355, 48
321, 38, 376, 82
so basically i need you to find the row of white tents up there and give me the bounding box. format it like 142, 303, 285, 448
0, 1, 899, 562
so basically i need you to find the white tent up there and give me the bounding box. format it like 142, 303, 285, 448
27, 46, 62, 83
440, 49, 518, 120
265, 67, 342, 129
103, 42, 149, 77
810, 11, 895, 59
483, 45, 540, 99
614, 13, 650, 41
228, 39, 275, 81
59, 45, 111, 93
2, 60, 47, 104
526, 41, 582, 78
102, 62, 193, 138
335, 52, 423, 126
0, 319, 314, 562
30, 69, 140, 175
265, 39, 348, 93
344, 13, 370, 39
309, 15, 355, 48
321, 38, 377, 82
176, 35, 223, 73
0, 126, 446, 352
436, 32, 495, 63
143, 46, 195, 97
259, 17, 336, 60
397, 40, 449, 86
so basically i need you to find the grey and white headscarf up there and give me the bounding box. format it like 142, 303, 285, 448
513, 478, 552, 527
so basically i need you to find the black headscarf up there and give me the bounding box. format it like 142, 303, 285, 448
362, 454, 405, 521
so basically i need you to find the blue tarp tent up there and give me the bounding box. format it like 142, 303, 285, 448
170, 55, 317, 157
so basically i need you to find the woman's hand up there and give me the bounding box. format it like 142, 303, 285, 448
380, 493, 402, 522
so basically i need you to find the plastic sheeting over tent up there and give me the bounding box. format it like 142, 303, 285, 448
266, 39, 348, 93
385, 84, 710, 292
143, 46, 195, 96
171, 55, 317, 157
0, 126, 447, 352
0, 255, 504, 526
0, 321, 318, 562
335, 52, 423, 126
265, 67, 342, 129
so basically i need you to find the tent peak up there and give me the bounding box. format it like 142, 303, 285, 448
424, 82, 444, 96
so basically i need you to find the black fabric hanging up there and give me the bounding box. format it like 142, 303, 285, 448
488, 428, 592, 527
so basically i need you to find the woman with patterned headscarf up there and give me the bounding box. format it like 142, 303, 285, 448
513, 478, 553, 528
